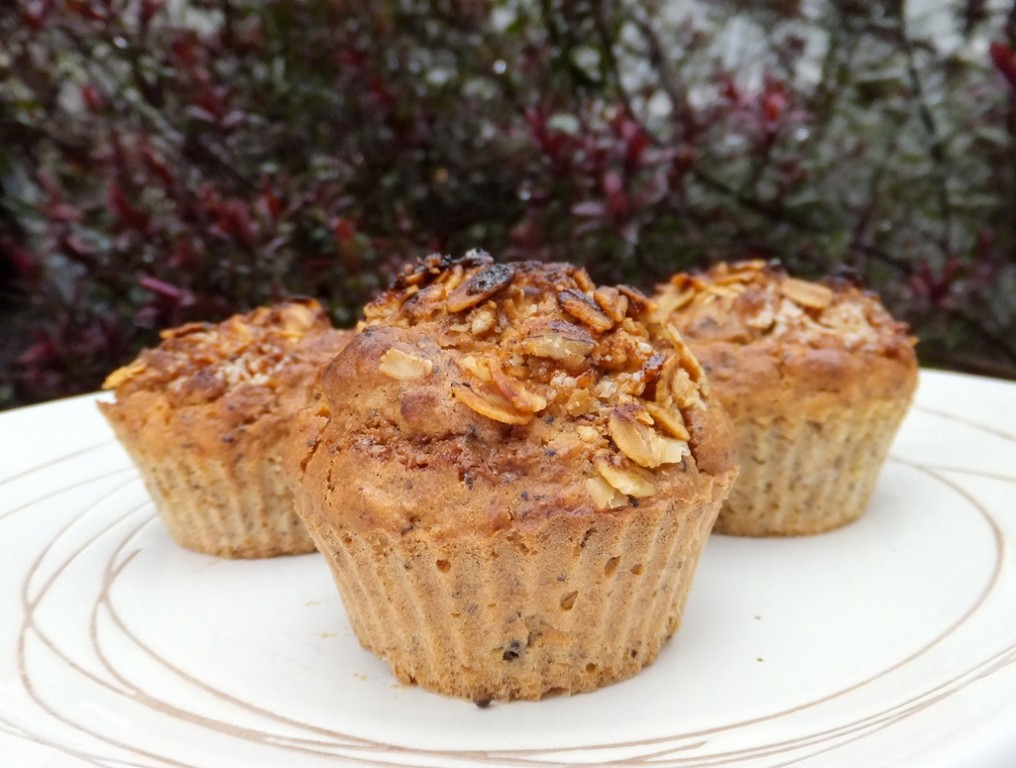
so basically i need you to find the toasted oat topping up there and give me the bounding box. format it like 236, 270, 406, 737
102, 298, 336, 402
653, 260, 913, 353
361, 250, 714, 510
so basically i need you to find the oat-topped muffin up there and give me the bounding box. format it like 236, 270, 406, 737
100, 299, 350, 558
654, 260, 917, 537
287, 250, 737, 701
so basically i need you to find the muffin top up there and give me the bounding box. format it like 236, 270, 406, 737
101, 299, 350, 441
653, 260, 917, 407
293, 251, 737, 539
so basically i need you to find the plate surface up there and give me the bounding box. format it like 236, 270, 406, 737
1, 369, 1015, 768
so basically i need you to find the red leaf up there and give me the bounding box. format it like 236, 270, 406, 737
336, 46, 366, 68
525, 107, 567, 160
139, 0, 164, 28
81, 83, 103, 112
762, 90, 787, 123
107, 181, 148, 231
141, 140, 174, 189
264, 236, 288, 258
66, 0, 104, 21
989, 41, 1016, 90
260, 182, 282, 220
216, 200, 256, 251
602, 171, 630, 219
0, 235, 40, 283
524, 107, 545, 137
139, 275, 189, 304
602, 170, 624, 198
16, 339, 58, 367
170, 32, 200, 68
35, 169, 62, 198
62, 233, 97, 259
720, 75, 741, 106
168, 239, 198, 270
48, 202, 83, 223
571, 201, 607, 217
612, 114, 651, 170
23, 0, 54, 29
625, 129, 651, 170
368, 76, 393, 106
221, 110, 246, 131
192, 73, 226, 122
333, 217, 356, 245
761, 78, 788, 125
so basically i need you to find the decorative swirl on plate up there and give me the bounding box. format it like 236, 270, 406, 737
1, 379, 1015, 768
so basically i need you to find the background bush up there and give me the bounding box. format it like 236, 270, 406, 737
2, 0, 1015, 410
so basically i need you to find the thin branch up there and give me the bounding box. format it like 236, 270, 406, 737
628, 5, 696, 140
592, 0, 637, 120
847, 107, 910, 270
1006, 1, 1016, 264
690, 166, 815, 233
897, 16, 956, 258
804, 8, 856, 148
945, 304, 1016, 364
691, 162, 919, 276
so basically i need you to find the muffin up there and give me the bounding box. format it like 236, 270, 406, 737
99, 299, 350, 558
287, 251, 738, 702
654, 260, 917, 537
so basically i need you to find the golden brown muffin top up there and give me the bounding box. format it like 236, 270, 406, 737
654, 260, 914, 355
653, 260, 917, 408
296, 251, 736, 537
103, 298, 348, 410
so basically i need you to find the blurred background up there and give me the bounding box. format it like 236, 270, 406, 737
1, 0, 1015, 411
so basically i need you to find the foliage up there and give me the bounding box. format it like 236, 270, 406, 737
2, 0, 1015, 409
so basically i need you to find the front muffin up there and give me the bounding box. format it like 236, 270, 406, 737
100, 299, 350, 558
288, 251, 737, 702
655, 260, 918, 537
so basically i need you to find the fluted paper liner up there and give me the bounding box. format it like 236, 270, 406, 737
111, 429, 316, 558
715, 398, 909, 537
301, 484, 727, 702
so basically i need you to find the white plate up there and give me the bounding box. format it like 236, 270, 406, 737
2, 369, 1015, 768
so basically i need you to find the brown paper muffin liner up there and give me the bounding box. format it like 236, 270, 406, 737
117, 437, 316, 558
714, 398, 909, 537
304, 486, 726, 703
